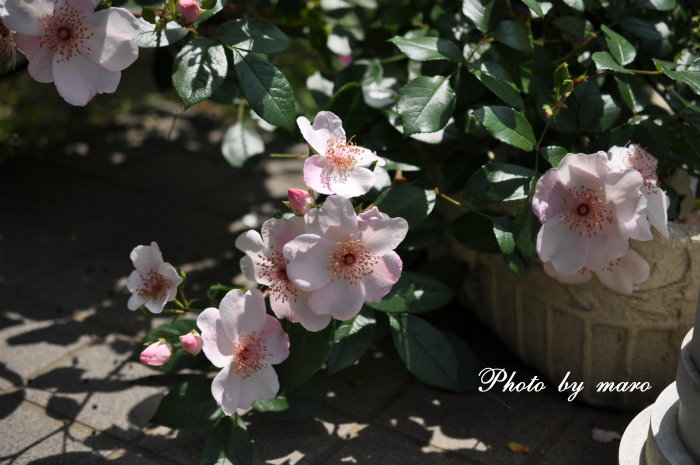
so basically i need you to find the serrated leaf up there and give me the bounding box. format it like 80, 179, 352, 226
172, 38, 227, 108
541, 146, 567, 167
491, 20, 532, 52
216, 19, 291, 54
373, 184, 436, 228
592, 51, 632, 74
234, 52, 296, 133
654, 59, 700, 96
472, 106, 536, 151
521, 0, 544, 17
601, 25, 636, 66
221, 122, 264, 168
200, 416, 251, 465
390, 314, 459, 391
388, 36, 462, 63
615, 75, 649, 113
462, 0, 498, 32
135, 19, 189, 48
367, 271, 454, 314
464, 163, 535, 206
193, 0, 225, 26
326, 313, 376, 374
151, 379, 222, 429
469, 66, 524, 109
276, 324, 333, 390
397, 76, 456, 135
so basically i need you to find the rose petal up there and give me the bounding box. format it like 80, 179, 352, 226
260, 315, 289, 364
363, 251, 402, 302
309, 279, 366, 321
13, 34, 54, 83
297, 111, 345, 156
237, 365, 279, 410
85, 7, 139, 72
53, 54, 120, 106
284, 234, 333, 291
4, 0, 54, 35
359, 216, 408, 257
212, 364, 241, 416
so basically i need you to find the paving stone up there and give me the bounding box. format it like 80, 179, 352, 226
23, 335, 168, 441
0, 395, 119, 465
536, 406, 636, 465
311, 342, 411, 420
322, 424, 480, 465
0, 293, 98, 390
101, 448, 179, 465
376, 380, 578, 465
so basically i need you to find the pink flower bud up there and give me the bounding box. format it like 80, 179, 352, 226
288, 189, 313, 214
180, 331, 203, 355
338, 54, 353, 66
140, 341, 173, 366
177, 0, 201, 24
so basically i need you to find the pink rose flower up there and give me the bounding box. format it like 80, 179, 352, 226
180, 330, 203, 355
140, 340, 173, 366
283, 195, 408, 321
126, 242, 183, 314
608, 145, 670, 238
197, 289, 290, 414
3, 0, 139, 106
235, 216, 331, 332
543, 249, 650, 295
177, 0, 200, 25
298, 111, 385, 198
533, 152, 649, 275
287, 188, 313, 214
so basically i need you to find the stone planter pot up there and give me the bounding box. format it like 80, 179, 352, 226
452, 222, 700, 409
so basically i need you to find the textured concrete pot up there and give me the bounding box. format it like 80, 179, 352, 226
453, 222, 700, 408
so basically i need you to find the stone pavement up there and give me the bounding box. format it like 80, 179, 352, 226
0, 107, 636, 465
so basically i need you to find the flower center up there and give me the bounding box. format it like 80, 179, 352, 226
137, 271, 168, 299
232, 331, 270, 378
625, 146, 659, 191
325, 137, 360, 171
559, 184, 613, 237
328, 240, 378, 285
257, 251, 297, 303
39, 3, 93, 62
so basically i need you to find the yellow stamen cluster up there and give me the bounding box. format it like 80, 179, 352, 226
137, 271, 168, 299
625, 145, 659, 191
39, 4, 93, 62
328, 240, 378, 285
233, 331, 270, 378
325, 137, 361, 170
559, 183, 613, 237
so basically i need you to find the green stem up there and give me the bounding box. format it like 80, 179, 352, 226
436, 190, 495, 221
270, 153, 307, 159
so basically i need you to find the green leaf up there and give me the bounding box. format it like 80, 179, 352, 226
193, 0, 226, 26
172, 38, 227, 109
635, 0, 676, 10
276, 324, 333, 390
592, 51, 632, 74
215, 19, 291, 54
397, 76, 456, 135
326, 313, 376, 374
200, 416, 251, 465
328, 82, 366, 138
601, 25, 636, 66
444, 332, 480, 391
367, 271, 454, 314
461, 0, 498, 32
553, 16, 593, 38
141, 7, 156, 24
615, 75, 649, 113
541, 145, 567, 167
143, 318, 198, 342
463, 163, 535, 206
207, 284, 237, 306
521, 0, 545, 17
388, 36, 462, 63
469, 65, 524, 109
252, 385, 324, 420
513, 199, 540, 265
135, 20, 189, 48
151, 379, 222, 429
400, 214, 444, 250
491, 20, 532, 52
390, 314, 460, 391
561, 0, 589, 11
578, 92, 620, 133
234, 52, 296, 133
493, 216, 529, 281
451, 212, 500, 253
471, 106, 536, 151
654, 59, 700, 96
221, 122, 264, 168
373, 184, 436, 228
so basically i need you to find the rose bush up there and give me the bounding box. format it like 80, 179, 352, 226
2, 0, 700, 462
